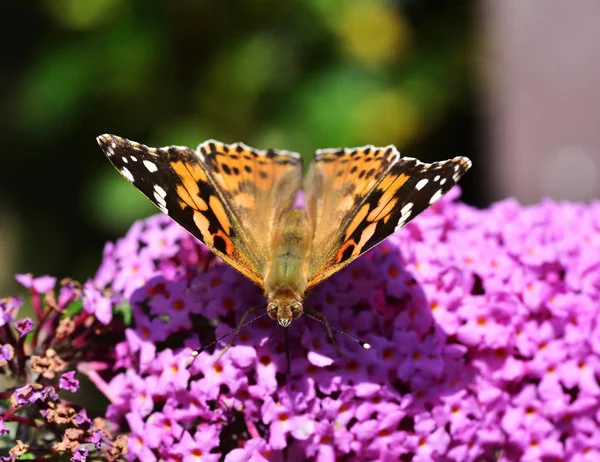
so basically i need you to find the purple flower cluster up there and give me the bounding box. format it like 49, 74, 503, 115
76, 188, 600, 461
0, 277, 127, 461
4, 189, 600, 461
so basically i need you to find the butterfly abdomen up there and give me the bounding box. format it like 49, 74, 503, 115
263, 209, 312, 298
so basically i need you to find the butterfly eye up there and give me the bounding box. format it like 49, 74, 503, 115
267, 302, 278, 320
291, 301, 303, 317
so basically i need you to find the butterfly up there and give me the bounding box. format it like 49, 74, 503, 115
97, 135, 471, 328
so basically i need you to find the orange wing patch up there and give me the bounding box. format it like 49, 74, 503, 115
196, 140, 303, 270
171, 161, 209, 211
198, 140, 301, 198
305, 150, 471, 290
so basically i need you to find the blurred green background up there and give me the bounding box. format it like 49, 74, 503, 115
0, 0, 479, 294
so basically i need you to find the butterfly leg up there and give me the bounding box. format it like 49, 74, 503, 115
215, 304, 266, 361
304, 307, 346, 359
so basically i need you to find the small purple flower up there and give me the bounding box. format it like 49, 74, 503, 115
11, 384, 58, 406
11, 385, 33, 406
0, 344, 14, 366
456, 300, 512, 348
112, 254, 156, 299
261, 396, 315, 450
501, 385, 554, 436
15, 274, 56, 293
148, 280, 198, 333
225, 438, 280, 462
74, 409, 91, 427
565, 429, 600, 460
71, 447, 88, 462
140, 223, 181, 260
558, 355, 600, 396
58, 281, 79, 309
171, 426, 221, 462
411, 419, 451, 462
88, 430, 103, 449
510, 427, 564, 461
127, 374, 159, 418
94, 242, 118, 288
59, 371, 80, 393
82, 283, 113, 325
396, 330, 445, 385
306, 420, 353, 460
156, 349, 191, 391
114, 220, 145, 259
13, 317, 33, 338
191, 351, 245, 401
0, 296, 22, 327
127, 412, 159, 462
145, 412, 183, 448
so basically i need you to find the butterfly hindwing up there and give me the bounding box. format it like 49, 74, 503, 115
97, 135, 302, 287
304, 147, 471, 289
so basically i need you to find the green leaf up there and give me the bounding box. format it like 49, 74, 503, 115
63, 300, 83, 318
115, 301, 132, 325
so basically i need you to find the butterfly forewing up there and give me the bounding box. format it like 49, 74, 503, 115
97, 135, 302, 287
304, 149, 471, 289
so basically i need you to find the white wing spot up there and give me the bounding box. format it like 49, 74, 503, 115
154, 191, 167, 207
106, 146, 115, 156
122, 157, 128, 164
154, 184, 167, 198
143, 160, 158, 173
429, 189, 444, 204
130, 156, 138, 162
400, 202, 413, 217
415, 179, 429, 190
440, 178, 447, 185
395, 202, 414, 231
121, 167, 135, 182
434, 175, 440, 182
153, 185, 167, 209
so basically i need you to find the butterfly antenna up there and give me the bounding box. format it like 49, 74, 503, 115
190, 306, 276, 362
300, 309, 371, 350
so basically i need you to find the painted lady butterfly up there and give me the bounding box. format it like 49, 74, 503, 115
97, 135, 471, 328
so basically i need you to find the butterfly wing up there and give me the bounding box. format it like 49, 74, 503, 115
97, 135, 302, 287
304, 145, 471, 290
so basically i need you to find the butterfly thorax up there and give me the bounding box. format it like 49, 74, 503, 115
263, 209, 312, 327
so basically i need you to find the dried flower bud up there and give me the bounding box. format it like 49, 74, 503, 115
30, 348, 67, 379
